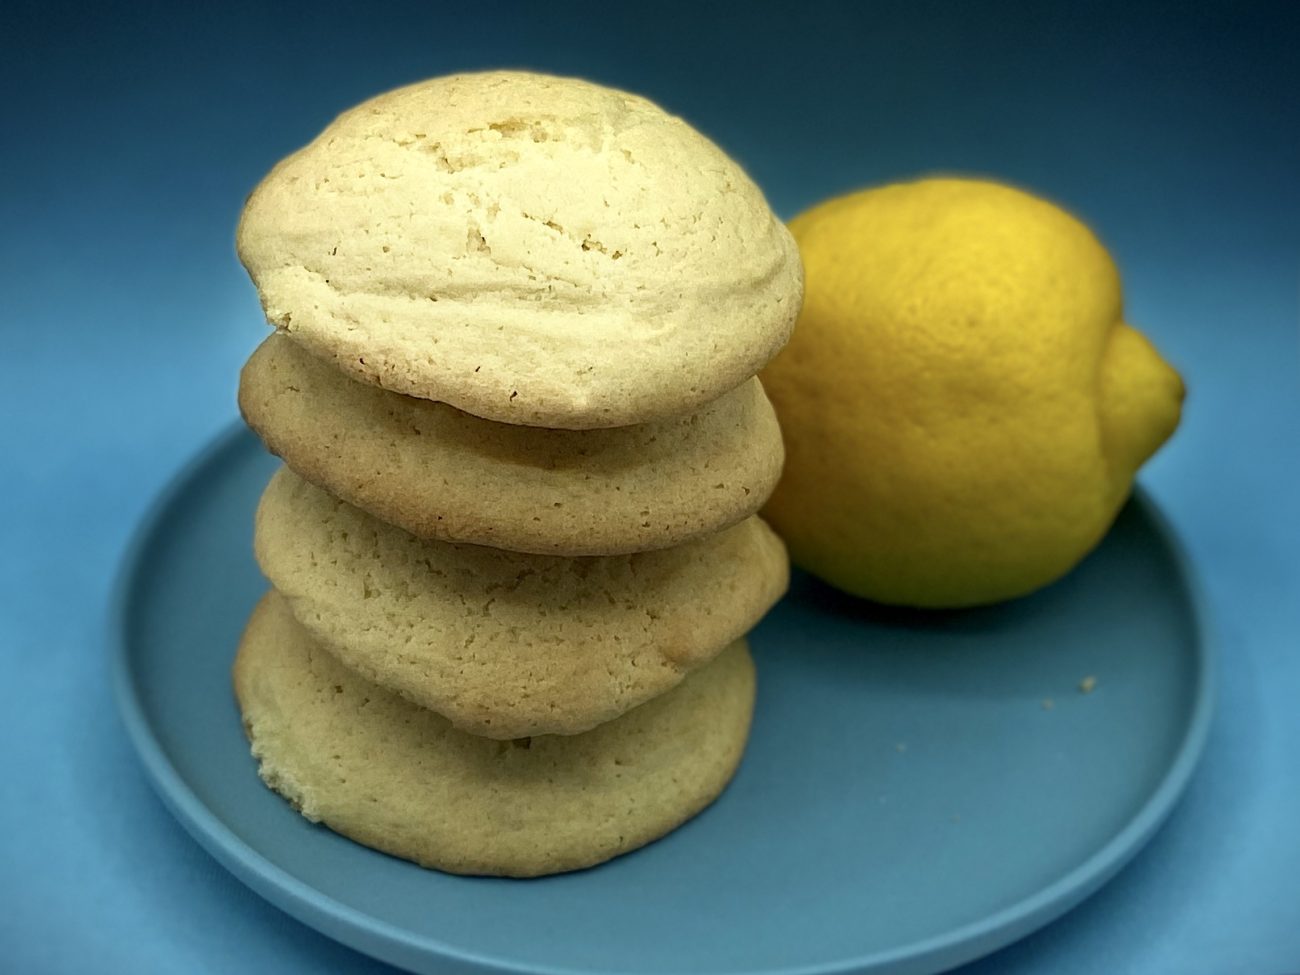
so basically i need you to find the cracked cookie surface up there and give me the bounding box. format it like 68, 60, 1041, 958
236, 70, 802, 428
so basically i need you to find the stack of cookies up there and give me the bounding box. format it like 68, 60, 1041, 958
231, 71, 803, 877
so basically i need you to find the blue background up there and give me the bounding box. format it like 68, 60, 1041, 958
2, 1, 1296, 972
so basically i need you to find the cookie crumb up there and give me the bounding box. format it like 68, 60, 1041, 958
1079, 675, 1097, 694
894, 742, 907, 753
1041, 698, 1055, 711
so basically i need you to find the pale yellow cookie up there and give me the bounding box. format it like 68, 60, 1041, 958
239, 333, 785, 556
233, 591, 756, 877
253, 467, 787, 738
236, 70, 802, 428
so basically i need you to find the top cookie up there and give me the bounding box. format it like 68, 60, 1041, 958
236, 71, 802, 428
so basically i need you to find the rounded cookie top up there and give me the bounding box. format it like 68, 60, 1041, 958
239, 333, 785, 556
236, 70, 802, 428
233, 591, 756, 877
254, 467, 787, 739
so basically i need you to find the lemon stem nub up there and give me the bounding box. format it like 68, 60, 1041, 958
1098, 322, 1185, 478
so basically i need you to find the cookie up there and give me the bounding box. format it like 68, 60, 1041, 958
239, 333, 785, 556
236, 70, 802, 429
233, 591, 756, 877
254, 467, 787, 738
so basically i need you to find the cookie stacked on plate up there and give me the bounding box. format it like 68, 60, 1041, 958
231, 71, 802, 877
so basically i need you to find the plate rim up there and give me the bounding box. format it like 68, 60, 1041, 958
109, 422, 1216, 975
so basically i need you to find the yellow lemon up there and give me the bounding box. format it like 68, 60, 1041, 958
761, 178, 1184, 608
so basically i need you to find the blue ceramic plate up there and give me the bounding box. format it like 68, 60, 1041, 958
111, 425, 1212, 975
